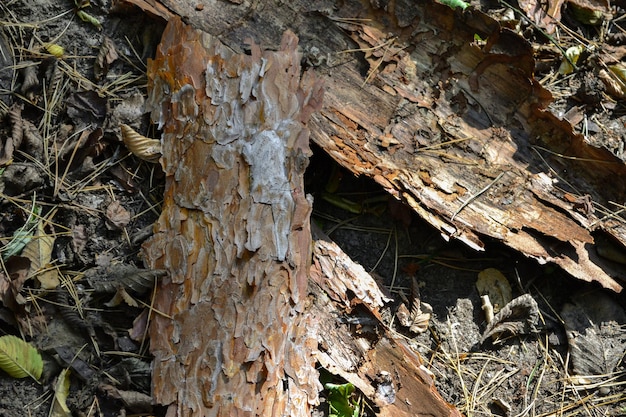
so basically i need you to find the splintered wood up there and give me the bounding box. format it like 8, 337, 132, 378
142, 17, 323, 416
128, 0, 626, 292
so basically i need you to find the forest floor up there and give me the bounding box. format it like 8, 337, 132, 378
0, 0, 625, 416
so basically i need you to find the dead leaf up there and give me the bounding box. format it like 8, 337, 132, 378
21, 120, 44, 161
104, 287, 138, 307
94, 36, 119, 80
18, 62, 39, 101
476, 268, 512, 314
120, 124, 162, 163
561, 290, 626, 376
480, 294, 540, 344
1, 256, 31, 309
50, 368, 71, 417
99, 383, 153, 412
568, 0, 611, 25
396, 276, 431, 334
1, 103, 23, 164
105, 200, 131, 230
84, 263, 163, 295
518, 0, 565, 34
128, 309, 149, 342
22, 220, 59, 290
66, 90, 107, 124
71, 224, 88, 257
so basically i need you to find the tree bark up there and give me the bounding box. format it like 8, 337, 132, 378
130, 0, 626, 292
131, 0, 626, 415
142, 18, 323, 416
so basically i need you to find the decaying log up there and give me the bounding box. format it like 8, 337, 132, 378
141, 15, 463, 417
142, 17, 323, 416
310, 232, 463, 417
130, 0, 625, 293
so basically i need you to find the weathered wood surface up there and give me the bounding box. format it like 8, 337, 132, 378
130, 0, 626, 292
142, 17, 323, 416
310, 232, 463, 417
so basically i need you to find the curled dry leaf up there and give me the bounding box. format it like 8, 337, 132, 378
66, 90, 107, 124
0, 28, 13, 108
0, 256, 31, 311
120, 124, 161, 162
1, 103, 23, 164
50, 368, 71, 417
475, 268, 512, 314
84, 263, 164, 295
105, 200, 131, 230
396, 276, 432, 334
94, 36, 119, 80
561, 290, 626, 376
598, 69, 626, 99
100, 384, 153, 413
19, 62, 39, 101
42, 57, 63, 103
21, 120, 44, 160
45, 43, 64, 58
481, 294, 540, 344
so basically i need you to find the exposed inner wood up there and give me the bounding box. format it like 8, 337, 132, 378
129, 0, 625, 292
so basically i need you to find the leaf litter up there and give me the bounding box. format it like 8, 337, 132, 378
0, 0, 624, 417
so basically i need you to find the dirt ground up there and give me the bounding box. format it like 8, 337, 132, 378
0, 0, 624, 416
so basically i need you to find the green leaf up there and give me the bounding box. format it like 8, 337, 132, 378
0, 335, 43, 380
1, 203, 41, 260
325, 382, 360, 417
76, 10, 102, 30
437, 0, 469, 10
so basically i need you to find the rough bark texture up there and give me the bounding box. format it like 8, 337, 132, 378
142, 17, 323, 416
130, 0, 626, 292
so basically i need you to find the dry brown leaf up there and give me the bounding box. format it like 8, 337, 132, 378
2, 256, 31, 309
22, 220, 58, 290
21, 120, 44, 161
128, 309, 149, 342
481, 294, 539, 344
100, 383, 152, 412
18, 62, 39, 101
94, 36, 119, 80
1, 103, 23, 164
105, 200, 131, 230
476, 268, 512, 314
120, 124, 161, 162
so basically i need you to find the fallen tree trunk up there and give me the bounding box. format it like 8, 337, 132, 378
141, 18, 323, 416
132, 0, 626, 415
130, 0, 625, 292
140, 14, 464, 417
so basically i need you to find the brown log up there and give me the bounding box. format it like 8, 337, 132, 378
133, 0, 626, 415
130, 0, 625, 292
142, 17, 323, 416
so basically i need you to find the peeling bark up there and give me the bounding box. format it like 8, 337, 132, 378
310, 235, 463, 417
130, 0, 625, 292
142, 18, 323, 416
131, 0, 626, 415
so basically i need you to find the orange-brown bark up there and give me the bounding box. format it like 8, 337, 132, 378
130, 0, 625, 293
142, 17, 323, 416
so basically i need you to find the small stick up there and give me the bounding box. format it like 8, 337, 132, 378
451, 172, 505, 221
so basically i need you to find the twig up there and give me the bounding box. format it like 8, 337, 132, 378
451, 172, 505, 221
